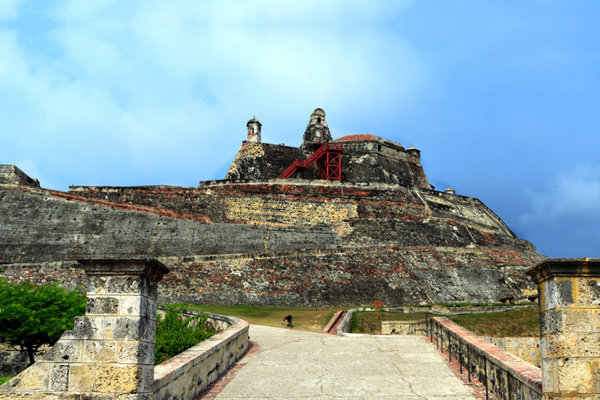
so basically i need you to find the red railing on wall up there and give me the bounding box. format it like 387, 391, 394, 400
279, 143, 343, 181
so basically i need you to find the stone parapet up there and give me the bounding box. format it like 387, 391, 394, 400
428, 317, 542, 400
153, 312, 248, 400
0, 256, 169, 399
527, 258, 600, 399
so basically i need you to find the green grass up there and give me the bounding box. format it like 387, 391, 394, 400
0, 376, 12, 386
184, 304, 352, 332
445, 307, 540, 337
352, 307, 540, 337
174, 303, 541, 337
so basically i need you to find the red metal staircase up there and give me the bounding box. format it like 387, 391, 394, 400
279, 142, 343, 180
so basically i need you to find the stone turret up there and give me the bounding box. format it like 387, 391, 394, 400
247, 117, 262, 143
301, 108, 332, 151
406, 146, 421, 165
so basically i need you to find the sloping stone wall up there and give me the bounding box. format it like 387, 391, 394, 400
0, 165, 40, 188
2, 245, 542, 307
0, 186, 339, 264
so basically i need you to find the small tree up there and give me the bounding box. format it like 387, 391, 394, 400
0, 279, 86, 365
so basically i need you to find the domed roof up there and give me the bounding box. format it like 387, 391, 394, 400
246, 116, 262, 126
311, 108, 326, 117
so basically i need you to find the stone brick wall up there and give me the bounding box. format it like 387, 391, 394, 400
2, 245, 543, 307
225, 142, 307, 180
0, 186, 339, 264
153, 312, 248, 400
429, 317, 542, 400
483, 337, 541, 367
67, 180, 532, 249
0, 165, 40, 188
527, 258, 600, 399
1, 178, 544, 306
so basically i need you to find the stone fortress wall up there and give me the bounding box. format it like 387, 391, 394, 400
0, 170, 544, 306
0, 108, 546, 307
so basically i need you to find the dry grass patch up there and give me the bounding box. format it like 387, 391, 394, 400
353, 307, 540, 337
184, 304, 352, 332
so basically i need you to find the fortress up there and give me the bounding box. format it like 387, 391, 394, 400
0, 109, 545, 306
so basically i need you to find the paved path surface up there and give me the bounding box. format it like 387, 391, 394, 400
214, 325, 476, 399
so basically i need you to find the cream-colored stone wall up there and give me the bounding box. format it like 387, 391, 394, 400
153, 313, 249, 400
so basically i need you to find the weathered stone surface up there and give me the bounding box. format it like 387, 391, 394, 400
86, 297, 119, 315
83, 342, 117, 363
95, 365, 141, 393
528, 259, 600, 399
0, 164, 40, 188
49, 366, 68, 391
43, 341, 82, 364
1, 258, 165, 398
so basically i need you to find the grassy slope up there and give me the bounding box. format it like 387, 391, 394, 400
352, 307, 540, 336
181, 304, 540, 337
185, 304, 352, 332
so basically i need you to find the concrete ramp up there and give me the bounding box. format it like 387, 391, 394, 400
211, 325, 476, 399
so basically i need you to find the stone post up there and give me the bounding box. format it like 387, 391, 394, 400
527, 258, 600, 399
0, 256, 169, 400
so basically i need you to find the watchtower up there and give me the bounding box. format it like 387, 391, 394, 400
301, 108, 333, 151
247, 117, 262, 143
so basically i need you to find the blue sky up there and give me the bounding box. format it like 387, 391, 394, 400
1, 1, 599, 258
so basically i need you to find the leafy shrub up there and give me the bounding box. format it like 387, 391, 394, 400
0, 376, 13, 386
0, 279, 86, 365
155, 305, 222, 365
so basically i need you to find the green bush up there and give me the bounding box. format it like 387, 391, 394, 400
0, 376, 13, 386
0, 279, 86, 365
155, 305, 220, 365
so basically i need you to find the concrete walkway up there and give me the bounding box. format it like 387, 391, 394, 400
214, 325, 476, 399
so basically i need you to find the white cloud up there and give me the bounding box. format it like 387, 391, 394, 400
521, 164, 600, 224
0, 0, 426, 189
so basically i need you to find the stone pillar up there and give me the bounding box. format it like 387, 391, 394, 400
527, 258, 600, 399
0, 256, 169, 399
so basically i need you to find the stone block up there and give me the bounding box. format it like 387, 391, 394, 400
85, 276, 108, 295
120, 296, 144, 317
578, 334, 600, 357
83, 341, 117, 363
564, 310, 593, 333
10, 364, 49, 391
102, 317, 144, 341
576, 278, 600, 306
556, 358, 594, 394
544, 333, 578, 359
95, 365, 141, 393
541, 310, 565, 335
139, 318, 156, 343
117, 342, 153, 365
68, 365, 95, 392
43, 340, 82, 363
15, 394, 59, 400
61, 317, 101, 341
139, 365, 154, 393
113, 318, 141, 341
49, 365, 69, 391
145, 299, 157, 322
57, 394, 80, 400
544, 279, 575, 311
107, 277, 142, 296
86, 297, 119, 315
